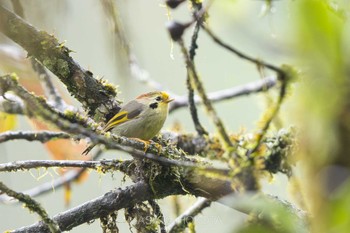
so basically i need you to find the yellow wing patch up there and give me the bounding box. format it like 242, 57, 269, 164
103, 111, 129, 132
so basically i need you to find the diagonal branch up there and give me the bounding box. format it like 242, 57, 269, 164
10, 0, 67, 111
167, 197, 211, 233
0, 181, 61, 233
10, 181, 183, 233
0, 5, 120, 118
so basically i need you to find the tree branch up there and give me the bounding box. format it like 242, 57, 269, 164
202, 25, 285, 77
0, 130, 71, 143
10, 0, 67, 111
0, 159, 125, 172
186, 2, 208, 136
10, 182, 184, 233
169, 76, 277, 112
0, 5, 120, 118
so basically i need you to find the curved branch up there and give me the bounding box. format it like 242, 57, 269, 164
0, 5, 120, 117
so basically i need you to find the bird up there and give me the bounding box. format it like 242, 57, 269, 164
82, 91, 174, 155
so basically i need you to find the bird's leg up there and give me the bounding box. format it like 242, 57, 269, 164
130, 138, 151, 153
130, 138, 162, 154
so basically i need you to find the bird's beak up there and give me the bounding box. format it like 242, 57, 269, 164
165, 98, 174, 103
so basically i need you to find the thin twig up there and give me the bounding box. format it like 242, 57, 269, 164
201, 25, 288, 155
178, 39, 234, 152
0, 181, 61, 233
149, 200, 166, 233
0, 159, 124, 172
0, 130, 71, 143
30, 59, 67, 110
170, 76, 277, 112
186, 2, 208, 136
202, 25, 285, 77
166, 197, 211, 233
248, 80, 286, 155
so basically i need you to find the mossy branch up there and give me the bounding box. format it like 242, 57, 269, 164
0, 181, 61, 233
0, 5, 120, 119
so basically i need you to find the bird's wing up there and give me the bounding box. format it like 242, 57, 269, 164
103, 100, 144, 132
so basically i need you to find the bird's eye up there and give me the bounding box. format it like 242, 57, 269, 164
155, 96, 162, 101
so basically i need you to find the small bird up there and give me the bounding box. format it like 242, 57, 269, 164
82, 91, 174, 155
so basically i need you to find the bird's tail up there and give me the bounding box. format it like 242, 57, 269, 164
82, 144, 95, 155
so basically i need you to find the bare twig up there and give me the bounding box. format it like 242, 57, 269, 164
167, 197, 211, 233
0, 130, 71, 143
170, 76, 277, 112
0, 181, 61, 233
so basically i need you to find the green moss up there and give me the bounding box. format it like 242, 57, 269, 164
98, 78, 118, 95
55, 59, 70, 77
42, 58, 70, 78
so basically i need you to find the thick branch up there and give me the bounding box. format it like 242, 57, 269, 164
0, 5, 120, 118
11, 182, 184, 233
